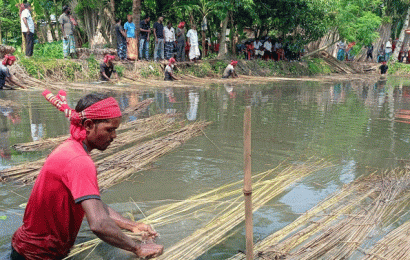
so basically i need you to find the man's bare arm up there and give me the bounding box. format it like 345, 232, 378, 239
103, 203, 158, 238
82, 199, 137, 252
6, 76, 26, 89
82, 199, 163, 258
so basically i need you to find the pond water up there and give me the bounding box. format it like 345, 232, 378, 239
1, 78, 410, 259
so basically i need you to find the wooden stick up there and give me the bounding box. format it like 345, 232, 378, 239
243, 106, 253, 260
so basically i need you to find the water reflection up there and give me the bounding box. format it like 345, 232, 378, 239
1, 80, 410, 259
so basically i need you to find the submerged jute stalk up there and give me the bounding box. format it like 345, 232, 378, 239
155, 158, 332, 260
1, 114, 182, 184
229, 168, 410, 260
364, 220, 410, 259
65, 158, 332, 259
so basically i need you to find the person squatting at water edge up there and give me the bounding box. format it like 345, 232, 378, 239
0, 55, 26, 90
100, 54, 119, 81
164, 57, 179, 81
379, 61, 388, 79
222, 60, 239, 79
11, 91, 164, 260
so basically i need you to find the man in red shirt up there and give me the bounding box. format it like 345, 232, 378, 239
11, 91, 163, 260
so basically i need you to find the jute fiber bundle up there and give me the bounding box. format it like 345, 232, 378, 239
229, 168, 410, 260
1, 114, 182, 183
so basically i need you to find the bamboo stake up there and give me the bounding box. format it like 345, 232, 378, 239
243, 106, 253, 260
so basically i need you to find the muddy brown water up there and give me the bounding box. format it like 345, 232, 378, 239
1, 78, 410, 259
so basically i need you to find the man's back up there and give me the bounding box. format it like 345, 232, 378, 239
12, 137, 99, 260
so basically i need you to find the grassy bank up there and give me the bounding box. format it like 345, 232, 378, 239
16, 55, 334, 82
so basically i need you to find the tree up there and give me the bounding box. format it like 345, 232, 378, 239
392, 7, 410, 62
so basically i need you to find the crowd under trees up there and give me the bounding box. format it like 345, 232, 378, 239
1, 0, 410, 59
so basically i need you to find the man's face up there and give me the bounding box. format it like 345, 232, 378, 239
167, 23, 172, 29
159, 17, 163, 23
127, 16, 132, 22
85, 117, 121, 151
7, 60, 15, 66
146, 17, 150, 22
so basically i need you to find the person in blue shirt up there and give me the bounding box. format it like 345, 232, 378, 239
124, 14, 137, 60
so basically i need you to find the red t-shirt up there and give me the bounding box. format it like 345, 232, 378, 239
12, 137, 100, 260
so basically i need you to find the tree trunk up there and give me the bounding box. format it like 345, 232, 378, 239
218, 11, 229, 59
54, 0, 61, 40
109, 0, 116, 23
44, 9, 57, 42
202, 15, 206, 57
0, 20, 2, 45
230, 11, 235, 55
392, 7, 410, 63
133, 0, 141, 64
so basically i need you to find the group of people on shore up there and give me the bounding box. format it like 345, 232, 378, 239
337, 38, 402, 64
238, 37, 302, 61
116, 15, 201, 62
19, 3, 77, 59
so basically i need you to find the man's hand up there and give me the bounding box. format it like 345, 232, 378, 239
135, 242, 163, 259
131, 223, 158, 240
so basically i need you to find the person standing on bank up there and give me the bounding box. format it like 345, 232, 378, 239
164, 22, 176, 60
124, 14, 137, 61
153, 16, 165, 62
20, 3, 35, 57
366, 44, 374, 62
139, 16, 151, 61
11, 91, 163, 260
59, 6, 76, 59
187, 24, 200, 62
385, 38, 393, 61
114, 19, 127, 60
176, 22, 186, 62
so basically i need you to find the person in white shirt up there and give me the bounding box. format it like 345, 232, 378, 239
263, 38, 273, 60
20, 3, 35, 57
222, 60, 239, 78
253, 39, 263, 58
164, 22, 176, 60
186, 24, 200, 62
385, 38, 392, 61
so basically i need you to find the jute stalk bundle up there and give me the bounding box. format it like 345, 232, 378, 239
364, 220, 410, 259
65, 158, 332, 259
1, 114, 180, 183
0, 98, 20, 107
121, 98, 153, 115
235, 168, 410, 260
155, 158, 333, 260
228, 172, 380, 260
12, 111, 166, 153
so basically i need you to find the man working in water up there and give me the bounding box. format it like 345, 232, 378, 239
222, 60, 239, 78
11, 91, 163, 259
100, 54, 119, 81
0, 55, 26, 90
164, 57, 178, 81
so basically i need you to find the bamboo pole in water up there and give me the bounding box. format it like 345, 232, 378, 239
243, 106, 253, 260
